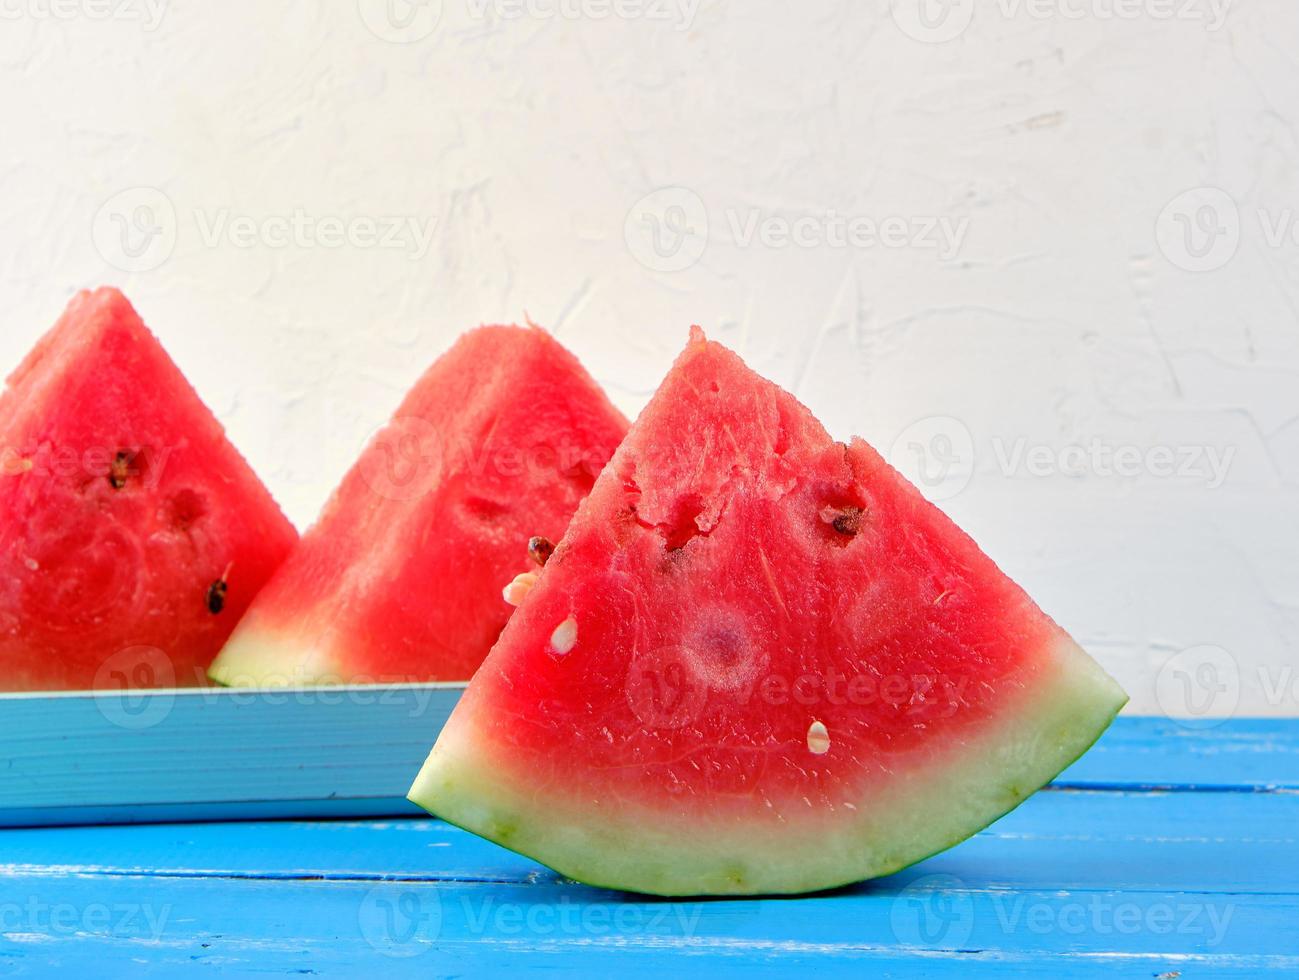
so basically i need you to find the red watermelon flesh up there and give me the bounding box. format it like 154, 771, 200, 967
409, 327, 1127, 896
209, 325, 629, 685
0, 288, 298, 691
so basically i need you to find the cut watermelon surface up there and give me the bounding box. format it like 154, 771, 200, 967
0, 288, 297, 691
209, 325, 628, 685
410, 327, 1127, 896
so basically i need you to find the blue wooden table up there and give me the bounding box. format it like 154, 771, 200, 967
0, 718, 1295, 976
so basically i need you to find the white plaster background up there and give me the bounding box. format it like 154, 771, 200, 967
0, 0, 1295, 715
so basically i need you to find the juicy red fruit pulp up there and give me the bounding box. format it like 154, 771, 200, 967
450, 331, 1057, 810
0, 289, 297, 691
210, 324, 629, 684
413, 328, 1125, 895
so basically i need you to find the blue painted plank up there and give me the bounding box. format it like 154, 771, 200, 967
0, 871, 1293, 976
1058, 717, 1299, 790
1, 790, 1295, 895
2, 942, 1287, 979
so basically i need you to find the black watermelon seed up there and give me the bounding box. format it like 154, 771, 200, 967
831, 507, 863, 537
206, 579, 228, 615
108, 451, 133, 490
528, 536, 556, 567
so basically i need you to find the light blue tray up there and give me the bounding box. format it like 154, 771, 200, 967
0, 685, 463, 826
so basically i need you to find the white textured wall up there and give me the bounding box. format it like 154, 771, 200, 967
1, 0, 1294, 716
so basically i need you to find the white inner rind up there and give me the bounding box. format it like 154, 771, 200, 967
207, 620, 344, 688
408, 635, 1127, 896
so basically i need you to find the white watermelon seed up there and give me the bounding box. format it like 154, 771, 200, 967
502, 572, 539, 607
807, 720, 831, 754
550, 616, 578, 655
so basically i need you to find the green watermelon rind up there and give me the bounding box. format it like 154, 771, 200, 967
408, 636, 1127, 897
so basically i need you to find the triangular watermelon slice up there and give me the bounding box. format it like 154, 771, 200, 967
409, 328, 1127, 896
0, 288, 298, 691
209, 325, 628, 685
